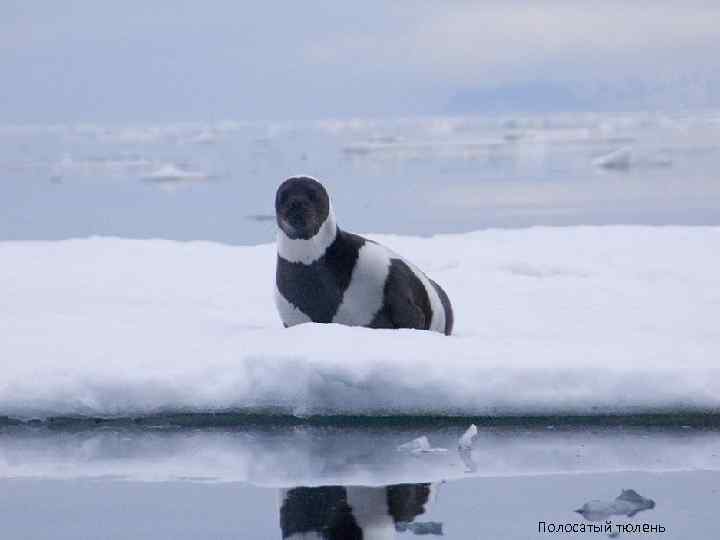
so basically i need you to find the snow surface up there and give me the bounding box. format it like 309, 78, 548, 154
1, 227, 719, 420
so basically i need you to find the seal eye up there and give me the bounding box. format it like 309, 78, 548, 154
307, 191, 317, 202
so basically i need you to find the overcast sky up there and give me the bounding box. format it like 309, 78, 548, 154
2, 1, 719, 122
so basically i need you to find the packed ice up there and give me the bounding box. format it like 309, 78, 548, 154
1, 226, 718, 420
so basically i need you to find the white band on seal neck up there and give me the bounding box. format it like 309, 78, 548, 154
277, 205, 337, 265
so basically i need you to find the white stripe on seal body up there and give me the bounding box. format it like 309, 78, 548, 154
345, 487, 396, 540
332, 241, 391, 326
274, 286, 312, 326
277, 206, 337, 265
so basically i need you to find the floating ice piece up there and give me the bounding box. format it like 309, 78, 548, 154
398, 436, 430, 452
458, 424, 479, 472
576, 500, 619, 521
189, 130, 218, 144
368, 135, 401, 144
593, 147, 632, 170
575, 489, 655, 521
395, 521, 443, 535
52, 154, 155, 177
245, 213, 276, 222
141, 164, 210, 185
459, 449, 477, 472
458, 424, 478, 450
397, 436, 448, 454
612, 489, 657, 516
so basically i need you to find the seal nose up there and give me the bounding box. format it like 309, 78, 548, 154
286, 197, 308, 229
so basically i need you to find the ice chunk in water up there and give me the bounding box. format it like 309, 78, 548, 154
575, 489, 655, 521
458, 424, 478, 450
593, 147, 632, 170
397, 436, 448, 454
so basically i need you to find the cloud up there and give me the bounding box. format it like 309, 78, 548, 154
304, 1, 720, 86
1, 0, 718, 121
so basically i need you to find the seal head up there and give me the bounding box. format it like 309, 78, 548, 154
275, 176, 330, 240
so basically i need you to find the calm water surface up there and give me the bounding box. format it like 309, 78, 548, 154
1, 423, 719, 539
2, 112, 720, 244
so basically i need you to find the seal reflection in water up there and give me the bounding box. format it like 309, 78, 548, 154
279, 484, 442, 539
275, 176, 454, 335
